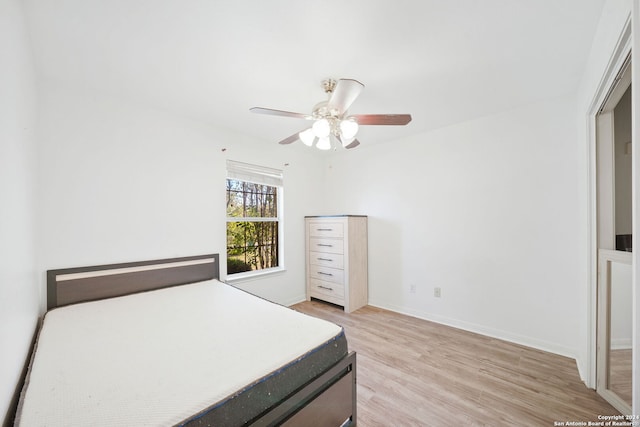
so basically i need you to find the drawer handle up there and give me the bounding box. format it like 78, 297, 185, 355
317, 244, 333, 247
317, 228, 333, 231
317, 257, 333, 262
317, 272, 333, 277
318, 285, 334, 291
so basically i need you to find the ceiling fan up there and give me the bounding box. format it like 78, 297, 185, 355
250, 78, 412, 150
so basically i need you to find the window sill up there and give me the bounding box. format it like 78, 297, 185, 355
225, 267, 286, 285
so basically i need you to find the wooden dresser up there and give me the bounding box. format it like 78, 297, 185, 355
305, 215, 368, 313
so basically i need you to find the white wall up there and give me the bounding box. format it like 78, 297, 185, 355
36, 85, 325, 307
0, 0, 40, 424
323, 94, 583, 357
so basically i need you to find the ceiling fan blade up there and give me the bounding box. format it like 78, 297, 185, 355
336, 134, 361, 150
278, 132, 301, 145
327, 79, 364, 115
352, 114, 412, 125
250, 107, 312, 120
344, 139, 361, 149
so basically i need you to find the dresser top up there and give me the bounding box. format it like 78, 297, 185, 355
305, 215, 368, 218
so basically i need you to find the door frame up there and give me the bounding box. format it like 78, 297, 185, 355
586, 16, 631, 391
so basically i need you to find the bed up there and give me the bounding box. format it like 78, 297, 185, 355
15, 254, 357, 426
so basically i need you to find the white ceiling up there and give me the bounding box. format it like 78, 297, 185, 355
22, 0, 605, 147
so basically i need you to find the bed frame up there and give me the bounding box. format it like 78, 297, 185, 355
45, 254, 357, 426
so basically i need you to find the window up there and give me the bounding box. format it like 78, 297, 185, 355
226, 160, 283, 277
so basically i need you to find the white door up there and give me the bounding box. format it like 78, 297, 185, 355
595, 55, 632, 414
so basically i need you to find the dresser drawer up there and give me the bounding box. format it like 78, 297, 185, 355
309, 237, 344, 254
309, 222, 344, 238
308, 251, 344, 269
308, 265, 344, 284
309, 278, 345, 303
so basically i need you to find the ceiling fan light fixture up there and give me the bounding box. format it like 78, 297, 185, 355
316, 136, 331, 150
312, 118, 331, 138
250, 78, 413, 150
299, 128, 315, 146
339, 118, 359, 140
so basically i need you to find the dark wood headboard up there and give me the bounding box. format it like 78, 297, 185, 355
47, 254, 219, 310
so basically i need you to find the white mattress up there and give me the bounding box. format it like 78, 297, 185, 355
16, 280, 343, 426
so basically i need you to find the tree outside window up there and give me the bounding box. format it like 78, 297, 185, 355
226, 179, 279, 274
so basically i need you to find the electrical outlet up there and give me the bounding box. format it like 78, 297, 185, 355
434, 287, 441, 298
409, 284, 417, 294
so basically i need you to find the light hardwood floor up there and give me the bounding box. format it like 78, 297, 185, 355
291, 300, 620, 426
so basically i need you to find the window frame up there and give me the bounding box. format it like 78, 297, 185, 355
225, 160, 284, 281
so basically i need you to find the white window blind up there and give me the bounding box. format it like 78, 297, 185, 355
226, 160, 283, 187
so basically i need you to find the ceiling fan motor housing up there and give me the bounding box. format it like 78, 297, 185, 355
312, 101, 343, 135
322, 78, 337, 94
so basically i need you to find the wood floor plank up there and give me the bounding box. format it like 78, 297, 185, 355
292, 300, 620, 426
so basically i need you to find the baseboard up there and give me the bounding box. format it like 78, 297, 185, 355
575, 357, 589, 387
368, 300, 578, 360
